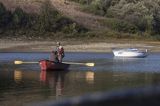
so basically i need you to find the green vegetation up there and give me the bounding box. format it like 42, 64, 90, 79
69, 0, 160, 40
0, 0, 87, 40
1, 0, 160, 40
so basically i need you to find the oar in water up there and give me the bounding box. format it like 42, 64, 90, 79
14, 60, 95, 67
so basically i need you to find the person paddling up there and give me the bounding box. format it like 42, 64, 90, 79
50, 51, 59, 62
56, 42, 65, 62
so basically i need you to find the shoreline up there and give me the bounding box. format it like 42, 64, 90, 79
0, 39, 160, 53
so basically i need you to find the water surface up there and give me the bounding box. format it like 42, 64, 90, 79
0, 52, 160, 106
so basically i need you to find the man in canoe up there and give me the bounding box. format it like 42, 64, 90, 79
50, 51, 59, 62
56, 42, 65, 62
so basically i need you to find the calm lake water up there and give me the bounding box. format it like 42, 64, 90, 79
1, 52, 160, 106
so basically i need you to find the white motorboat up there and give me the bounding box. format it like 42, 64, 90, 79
112, 48, 148, 58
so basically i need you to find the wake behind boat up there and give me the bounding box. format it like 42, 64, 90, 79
112, 48, 148, 58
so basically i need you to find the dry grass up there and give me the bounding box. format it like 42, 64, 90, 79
0, 0, 106, 30
0, 0, 43, 13
50, 0, 106, 30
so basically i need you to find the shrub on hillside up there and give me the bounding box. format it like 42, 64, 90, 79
0, 1, 87, 38
152, 8, 160, 34
124, 14, 148, 32
12, 7, 29, 28
81, 0, 112, 16
0, 3, 12, 28
37, 0, 59, 32
101, 18, 138, 33
69, 0, 92, 5
0, 2, 6, 15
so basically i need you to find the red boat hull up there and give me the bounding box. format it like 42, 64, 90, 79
39, 60, 70, 71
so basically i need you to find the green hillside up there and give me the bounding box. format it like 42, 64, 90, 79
0, 0, 160, 40
0, 0, 87, 40
70, 0, 160, 39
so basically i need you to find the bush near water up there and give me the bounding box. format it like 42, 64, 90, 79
1, 0, 160, 40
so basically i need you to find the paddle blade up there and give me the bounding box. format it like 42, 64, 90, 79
14, 61, 23, 64
14, 61, 38, 64
85, 63, 95, 67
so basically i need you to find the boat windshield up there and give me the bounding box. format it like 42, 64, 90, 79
127, 48, 138, 51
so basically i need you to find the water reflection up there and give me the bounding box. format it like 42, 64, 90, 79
39, 70, 95, 98
85, 71, 94, 84
14, 70, 22, 83
1, 51, 160, 105
40, 70, 68, 98
1, 68, 160, 106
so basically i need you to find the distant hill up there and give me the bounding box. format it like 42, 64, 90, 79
0, 0, 160, 40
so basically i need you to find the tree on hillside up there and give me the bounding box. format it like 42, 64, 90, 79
0, 2, 6, 15
12, 7, 28, 28
38, 0, 59, 32
86, 0, 92, 5
101, 0, 112, 15
152, 8, 160, 34
0, 3, 12, 28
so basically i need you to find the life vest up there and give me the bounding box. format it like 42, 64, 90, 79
57, 46, 64, 55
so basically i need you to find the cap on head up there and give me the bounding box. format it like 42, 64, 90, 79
57, 42, 60, 45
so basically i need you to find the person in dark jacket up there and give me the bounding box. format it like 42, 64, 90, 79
50, 51, 59, 62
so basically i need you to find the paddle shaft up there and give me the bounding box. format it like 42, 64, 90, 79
14, 60, 94, 66
63, 62, 86, 65
63, 62, 94, 66
21, 62, 39, 64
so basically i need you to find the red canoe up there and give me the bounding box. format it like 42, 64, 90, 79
39, 60, 70, 71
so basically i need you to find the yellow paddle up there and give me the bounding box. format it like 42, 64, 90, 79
14, 60, 95, 67
62, 62, 95, 67
14, 61, 38, 64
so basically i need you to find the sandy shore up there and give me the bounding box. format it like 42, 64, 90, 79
0, 39, 160, 52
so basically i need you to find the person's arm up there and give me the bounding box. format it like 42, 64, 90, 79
50, 51, 54, 61
62, 47, 65, 57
